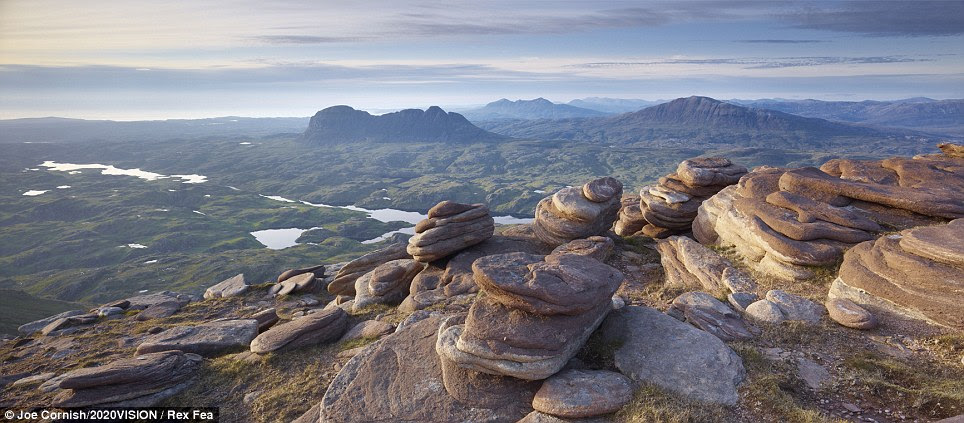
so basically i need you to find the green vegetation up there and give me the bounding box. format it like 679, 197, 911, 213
842, 352, 964, 419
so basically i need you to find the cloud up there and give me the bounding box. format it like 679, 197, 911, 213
781, 1, 964, 36
250, 35, 368, 44
735, 39, 826, 44
573, 55, 932, 70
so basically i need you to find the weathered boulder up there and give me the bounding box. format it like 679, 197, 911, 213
203, 273, 248, 299
549, 236, 614, 262
18, 310, 84, 335
339, 320, 395, 343
598, 306, 745, 405
135, 319, 258, 356
532, 369, 634, 418
135, 300, 184, 321
766, 290, 824, 323
829, 219, 964, 330
408, 201, 495, 263
319, 316, 535, 422
533, 178, 622, 246
270, 272, 318, 297
745, 300, 786, 324
276, 264, 325, 284
656, 235, 756, 294
250, 308, 348, 354
826, 298, 877, 329
694, 151, 963, 281
438, 252, 622, 380
668, 292, 758, 341
328, 242, 411, 295
53, 351, 201, 408
352, 259, 423, 312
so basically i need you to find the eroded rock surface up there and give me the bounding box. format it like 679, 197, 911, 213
408, 201, 495, 263
533, 178, 622, 246
53, 351, 201, 408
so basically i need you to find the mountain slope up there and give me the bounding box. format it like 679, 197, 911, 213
478, 96, 931, 151
731, 98, 964, 135
460, 98, 610, 122
302, 105, 507, 143
567, 97, 662, 114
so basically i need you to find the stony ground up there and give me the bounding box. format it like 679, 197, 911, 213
0, 233, 961, 423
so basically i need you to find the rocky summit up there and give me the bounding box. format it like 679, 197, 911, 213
2, 145, 963, 423
302, 105, 507, 144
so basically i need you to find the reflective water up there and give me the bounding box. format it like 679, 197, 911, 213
40, 161, 207, 183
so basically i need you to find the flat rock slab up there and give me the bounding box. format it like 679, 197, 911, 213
203, 273, 248, 299
319, 316, 533, 423
18, 310, 84, 335
598, 306, 745, 405
826, 298, 877, 329
54, 350, 201, 408
135, 300, 185, 321
135, 319, 258, 356
532, 369, 633, 418
766, 290, 824, 323
250, 308, 347, 354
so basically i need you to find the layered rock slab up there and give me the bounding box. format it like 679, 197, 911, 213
533, 177, 622, 246
598, 306, 745, 405
408, 201, 495, 263
328, 242, 411, 295
319, 316, 535, 423
53, 350, 201, 408
135, 319, 258, 356
829, 219, 964, 330
250, 308, 348, 354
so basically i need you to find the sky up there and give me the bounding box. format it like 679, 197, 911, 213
1, 0, 963, 120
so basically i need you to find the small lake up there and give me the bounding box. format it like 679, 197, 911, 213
254, 197, 534, 249
40, 161, 207, 184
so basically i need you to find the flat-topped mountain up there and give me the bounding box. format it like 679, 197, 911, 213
302, 105, 506, 144
459, 98, 610, 121
567, 97, 662, 114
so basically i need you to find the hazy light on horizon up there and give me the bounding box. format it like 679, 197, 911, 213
2, 0, 963, 119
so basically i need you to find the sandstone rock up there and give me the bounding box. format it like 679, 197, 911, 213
473, 252, 623, 316
97, 306, 125, 317
39, 313, 98, 336
582, 177, 623, 203
796, 358, 829, 390
271, 273, 317, 297
276, 264, 325, 284
319, 316, 534, 422
250, 308, 279, 332
517, 411, 612, 423
532, 369, 634, 418
203, 273, 248, 299
826, 298, 877, 329
18, 310, 84, 335
657, 235, 753, 294
135, 319, 258, 356
677, 157, 748, 187
598, 306, 745, 405
54, 351, 201, 408
745, 300, 786, 324
728, 292, 758, 313
352, 259, 423, 312
549, 236, 614, 261
938, 142, 964, 158
250, 308, 348, 354
829, 219, 964, 330
125, 291, 190, 310
328, 242, 410, 295
766, 290, 824, 323
339, 320, 394, 343
135, 300, 184, 321
439, 252, 621, 380
409, 202, 495, 263
10, 372, 55, 388
613, 197, 646, 236
533, 178, 622, 246
670, 292, 757, 341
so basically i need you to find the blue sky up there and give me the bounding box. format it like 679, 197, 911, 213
1, 0, 963, 119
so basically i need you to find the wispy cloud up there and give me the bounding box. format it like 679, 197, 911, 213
573, 55, 933, 70
250, 35, 368, 44
781, 1, 964, 36
735, 39, 827, 44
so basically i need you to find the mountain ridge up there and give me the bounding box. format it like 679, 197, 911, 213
302, 105, 507, 144
459, 98, 610, 121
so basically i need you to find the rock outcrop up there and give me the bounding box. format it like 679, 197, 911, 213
203, 273, 249, 299
302, 105, 506, 144
327, 242, 410, 295
618, 158, 747, 238
656, 235, 756, 294
533, 177, 622, 246
135, 320, 259, 357
598, 305, 745, 405
436, 252, 622, 380
351, 259, 423, 312
694, 151, 963, 279
408, 201, 495, 263
250, 308, 348, 354
828, 218, 964, 330
53, 351, 201, 407
532, 369, 634, 419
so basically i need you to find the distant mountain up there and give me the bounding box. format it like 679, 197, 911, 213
459, 98, 610, 122
302, 105, 506, 144
479, 96, 932, 152
567, 97, 662, 114
0, 116, 309, 143
729, 98, 964, 136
